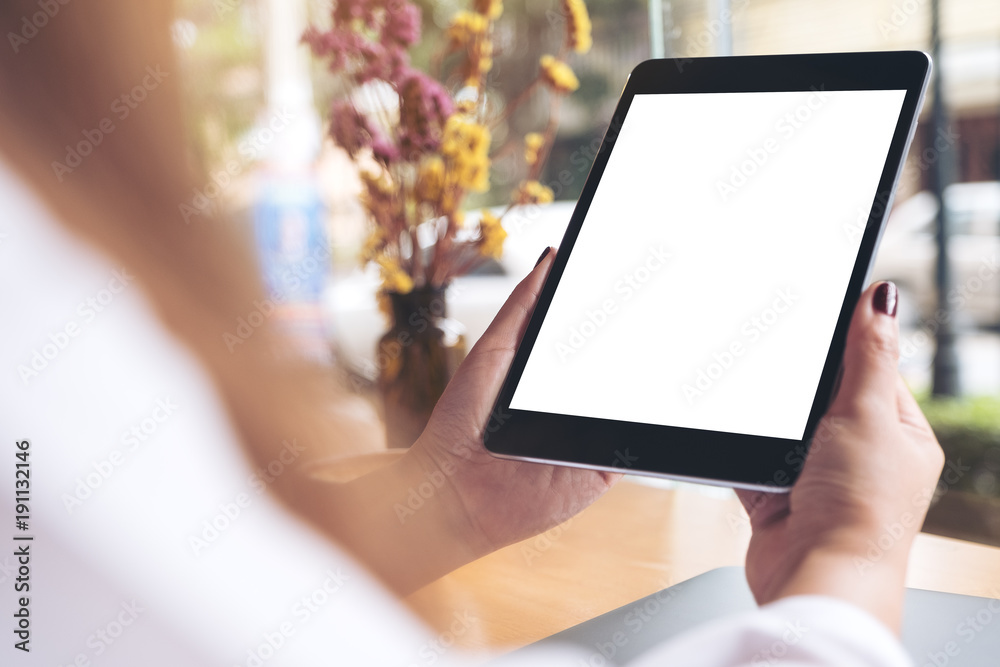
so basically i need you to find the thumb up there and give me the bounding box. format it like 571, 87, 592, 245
464, 246, 555, 367
828, 281, 900, 419
429, 248, 555, 432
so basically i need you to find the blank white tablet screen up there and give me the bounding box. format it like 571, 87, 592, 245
509, 89, 907, 440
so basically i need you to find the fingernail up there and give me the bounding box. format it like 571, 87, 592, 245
873, 282, 898, 317
534, 247, 552, 268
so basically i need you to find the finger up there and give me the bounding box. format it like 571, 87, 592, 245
462, 246, 555, 365
431, 248, 555, 426
736, 489, 790, 530
828, 281, 900, 419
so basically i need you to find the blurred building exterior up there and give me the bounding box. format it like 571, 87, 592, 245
668, 0, 1000, 197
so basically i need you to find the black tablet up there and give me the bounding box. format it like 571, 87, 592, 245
483, 52, 930, 491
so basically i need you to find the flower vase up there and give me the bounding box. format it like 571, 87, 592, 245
378, 286, 467, 449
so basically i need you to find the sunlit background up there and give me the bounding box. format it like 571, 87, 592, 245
172, 0, 1000, 545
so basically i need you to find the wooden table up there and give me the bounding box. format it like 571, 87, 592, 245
406, 478, 1000, 652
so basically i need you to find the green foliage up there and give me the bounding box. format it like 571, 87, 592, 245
920, 395, 1000, 431
918, 395, 1000, 497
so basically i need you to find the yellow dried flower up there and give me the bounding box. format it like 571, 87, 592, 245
360, 168, 396, 197
517, 180, 555, 205
441, 115, 491, 192
524, 132, 545, 166
447, 11, 488, 46
473, 37, 494, 76
416, 156, 445, 202
358, 169, 400, 225
539, 55, 579, 93
440, 188, 458, 215
474, 0, 504, 20
562, 0, 592, 54
478, 210, 507, 259
376, 255, 414, 294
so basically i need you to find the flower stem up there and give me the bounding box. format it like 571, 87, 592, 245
491, 76, 541, 129
526, 92, 563, 183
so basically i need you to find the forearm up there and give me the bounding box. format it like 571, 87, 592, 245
271, 450, 487, 595
770, 541, 911, 634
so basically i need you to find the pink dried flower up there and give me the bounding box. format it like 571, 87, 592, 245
301, 26, 332, 56
303, 28, 365, 76
304, 1, 418, 85
356, 41, 409, 85
398, 70, 454, 157
333, 0, 377, 27
371, 135, 401, 165
329, 101, 376, 159
383, 3, 421, 47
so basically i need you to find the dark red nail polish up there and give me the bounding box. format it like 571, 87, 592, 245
534, 247, 552, 268
873, 282, 898, 317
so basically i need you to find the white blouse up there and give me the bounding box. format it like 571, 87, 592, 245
0, 159, 912, 666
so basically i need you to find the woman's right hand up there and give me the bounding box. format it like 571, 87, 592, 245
737, 281, 944, 633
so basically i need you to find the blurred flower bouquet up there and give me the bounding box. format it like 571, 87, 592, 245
305, 0, 591, 292
305, 0, 591, 447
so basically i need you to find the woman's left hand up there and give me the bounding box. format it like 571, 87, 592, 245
408, 248, 622, 558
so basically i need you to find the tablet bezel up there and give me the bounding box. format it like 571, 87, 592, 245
483, 51, 931, 492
